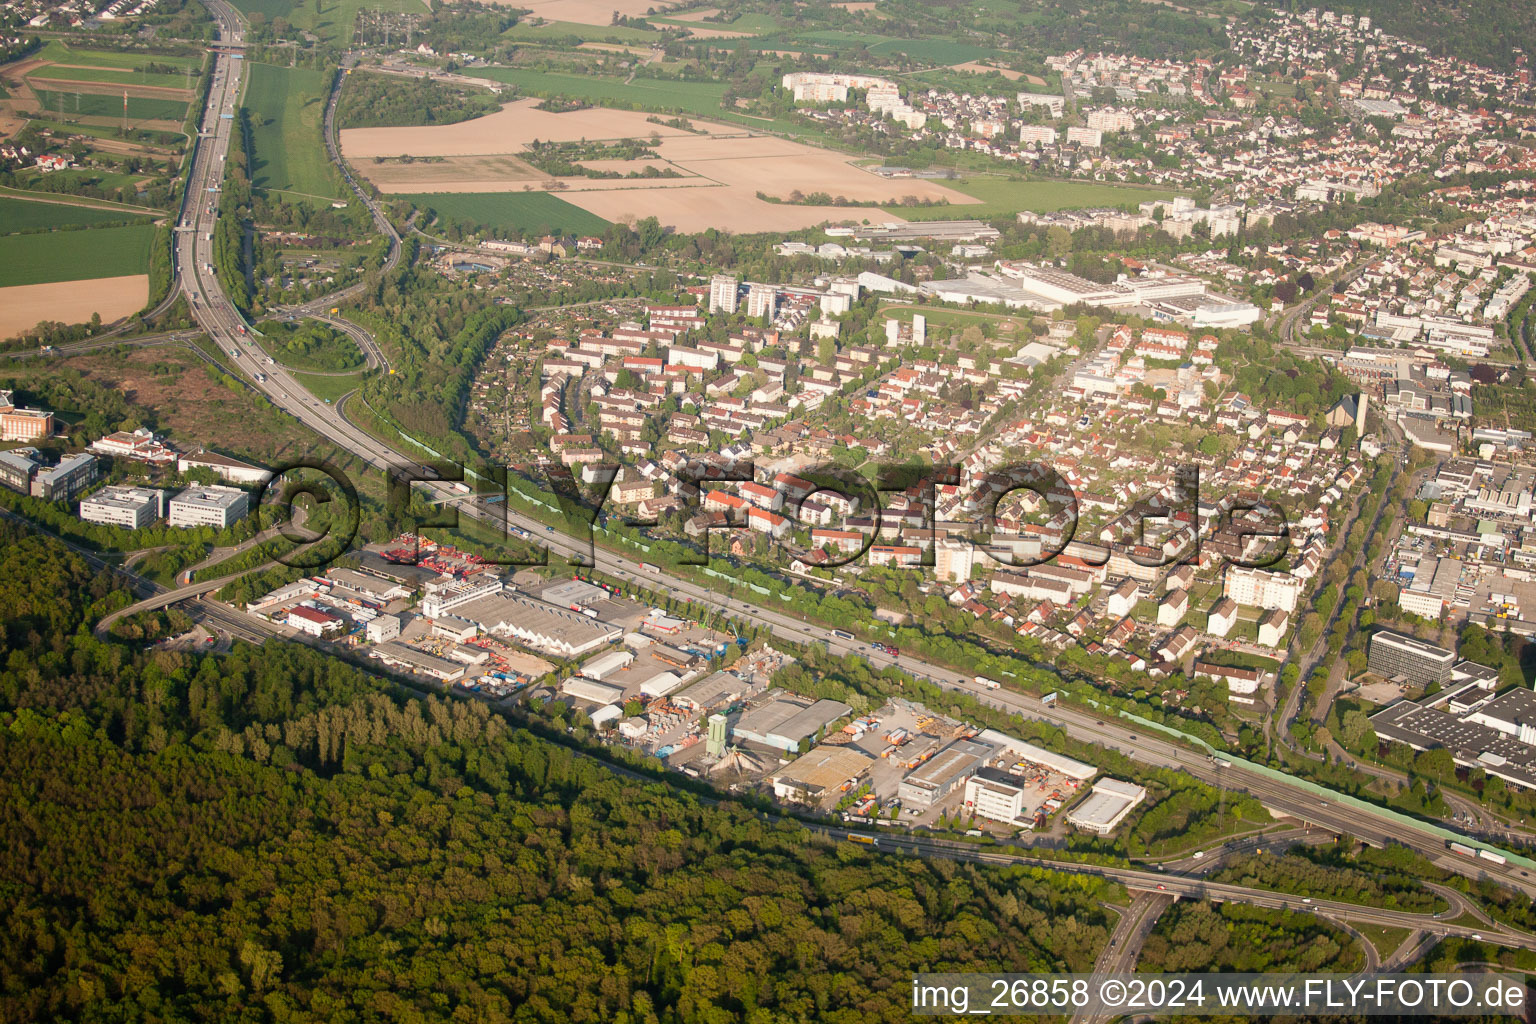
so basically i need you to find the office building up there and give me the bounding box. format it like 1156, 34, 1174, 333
168, 484, 250, 528
963, 768, 1031, 825
1367, 629, 1455, 687
79, 486, 166, 529
0, 391, 53, 442
0, 448, 40, 494
32, 453, 99, 502
365, 614, 402, 643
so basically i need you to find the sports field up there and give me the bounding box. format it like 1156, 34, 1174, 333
0, 196, 154, 232
881, 177, 1177, 219
31, 89, 188, 122
245, 63, 341, 200
401, 192, 611, 236
0, 224, 156, 287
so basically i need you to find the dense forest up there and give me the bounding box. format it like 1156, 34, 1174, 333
336, 71, 503, 129
262, 320, 365, 372
0, 520, 1120, 1021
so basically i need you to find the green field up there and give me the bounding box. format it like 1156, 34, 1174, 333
503, 20, 661, 43
466, 67, 728, 118
31, 90, 188, 122
35, 40, 204, 73
0, 224, 156, 286
402, 191, 610, 237
28, 64, 192, 89
882, 177, 1178, 220
0, 197, 153, 233
245, 63, 342, 200
228, 0, 427, 45
651, 11, 780, 33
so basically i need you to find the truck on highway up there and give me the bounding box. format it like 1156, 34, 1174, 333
1449, 842, 1477, 858
1478, 849, 1508, 865
975, 676, 1001, 690
831, 629, 855, 641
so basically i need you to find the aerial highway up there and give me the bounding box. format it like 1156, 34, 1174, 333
175, 0, 1536, 910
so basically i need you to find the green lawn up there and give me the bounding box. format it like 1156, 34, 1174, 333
288, 369, 366, 404
28, 64, 192, 89
883, 177, 1178, 220
35, 40, 204, 73
0, 196, 153, 233
30, 90, 188, 122
402, 191, 610, 237
0, 224, 156, 286
244, 62, 342, 200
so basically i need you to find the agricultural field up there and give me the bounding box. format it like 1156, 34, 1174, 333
881, 176, 1177, 219
0, 196, 154, 232
244, 62, 342, 201
0, 276, 147, 341
495, 0, 679, 26
343, 98, 970, 232
0, 223, 156, 287
401, 191, 611, 236
30, 90, 188, 123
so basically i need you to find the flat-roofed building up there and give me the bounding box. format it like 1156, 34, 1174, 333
175, 447, 270, 485
421, 575, 504, 618
963, 767, 1032, 825
168, 484, 249, 528
1367, 629, 1455, 687
79, 485, 165, 528
0, 390, 53, 442
673, 670, 748, 712
451, 591, 622, 657
1224, 565, 1302, 612
33, 453, 99, 502
366, 614, 401, 643
1066, 778, 1146, 834
562, 676, 626, 705
325, 567, 412, 604
898, 738, 993, 807
0, 448, 39, 493
770, 746, 873, 805
368, 641, 466, 682
732, 693, 852, 752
